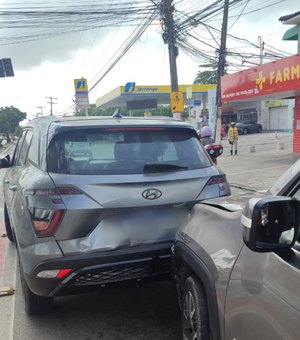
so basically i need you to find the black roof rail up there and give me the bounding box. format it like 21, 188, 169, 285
112, 108, 122, 118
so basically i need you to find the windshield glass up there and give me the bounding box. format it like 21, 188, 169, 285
47, 127, 211, 174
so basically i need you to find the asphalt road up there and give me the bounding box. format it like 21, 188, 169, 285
0, 131, 299, 340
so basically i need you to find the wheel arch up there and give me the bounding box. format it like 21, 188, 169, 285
173, 241, 222, 340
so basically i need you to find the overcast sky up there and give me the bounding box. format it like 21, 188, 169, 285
0, 0, 299, 119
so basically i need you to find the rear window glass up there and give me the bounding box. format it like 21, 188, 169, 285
46, 127, 211, 175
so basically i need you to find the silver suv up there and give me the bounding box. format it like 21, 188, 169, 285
0, 115, 230, 315
173, 159, 300, 340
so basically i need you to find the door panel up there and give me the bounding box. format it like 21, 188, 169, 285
225, 246, 300, 340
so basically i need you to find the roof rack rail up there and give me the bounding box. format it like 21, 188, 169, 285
112, 108, 122, 118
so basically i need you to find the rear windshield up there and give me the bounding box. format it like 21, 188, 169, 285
46, 127, 211, 175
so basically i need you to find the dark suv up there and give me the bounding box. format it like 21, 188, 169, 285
173, 159, 300, 340
0, 115, 230, 315
236, 120, 262, 134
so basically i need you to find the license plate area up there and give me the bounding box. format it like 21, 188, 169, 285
123, 207, 178, 244
71, 206, 191, 253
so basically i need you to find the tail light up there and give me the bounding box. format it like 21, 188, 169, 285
37, 268, 72, 279
199, 174, 230, 199
26, 187, 81, 237
32, 209, 64, 237
207, 175, 227, 185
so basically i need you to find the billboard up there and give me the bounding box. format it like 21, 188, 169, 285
127, 99, 157, 110
221, 54, 300, 102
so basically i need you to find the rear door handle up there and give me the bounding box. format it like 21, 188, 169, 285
9, 185, 17, 191
4, 179, 10, 184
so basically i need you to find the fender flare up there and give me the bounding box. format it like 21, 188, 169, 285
174, 240, 221, 340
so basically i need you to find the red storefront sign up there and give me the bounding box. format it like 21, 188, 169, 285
221, 54, 300, 103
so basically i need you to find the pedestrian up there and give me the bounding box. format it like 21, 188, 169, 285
200, 125, 214, 146
228, 122, 238, 155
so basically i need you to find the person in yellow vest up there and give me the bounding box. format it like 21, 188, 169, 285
228, 122, 238, 155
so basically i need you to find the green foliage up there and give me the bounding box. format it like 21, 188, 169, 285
194, 70, 218, 84
76, 104, 174, 118
15, 125, 23, 137
0, 106, 27, 142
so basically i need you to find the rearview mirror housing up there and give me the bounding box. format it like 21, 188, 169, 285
241, 196, 300, 252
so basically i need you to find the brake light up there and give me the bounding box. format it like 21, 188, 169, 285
37, 268, 72, 279
56, 269, 72, 279
57, 187, 82, 195
106, 128, 164, 131
26, 187, 82, 196
32, 210, 64, 237
26, 187, 82, 236
207, 175, 226, 185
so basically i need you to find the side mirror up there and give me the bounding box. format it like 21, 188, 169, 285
241, 196, 300, 252
0, 155, 11, 168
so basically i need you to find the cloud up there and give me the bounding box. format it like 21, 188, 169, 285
2, 28, 110, 70
0, 0, 116, 69
0, 0, 299, 119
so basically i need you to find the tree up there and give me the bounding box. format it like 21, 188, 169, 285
0, 106, 27, 142
76, 104, 175, 118
193, 70, 218, 84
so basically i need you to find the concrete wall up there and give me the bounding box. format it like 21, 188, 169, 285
294, 95, 300, 153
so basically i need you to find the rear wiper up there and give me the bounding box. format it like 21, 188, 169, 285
143, 163, 188, 173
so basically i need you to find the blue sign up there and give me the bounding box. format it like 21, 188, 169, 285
189, 99, 201, 106
125, 82, 136, 93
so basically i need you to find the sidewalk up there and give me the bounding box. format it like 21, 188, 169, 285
217, 131, 299, 193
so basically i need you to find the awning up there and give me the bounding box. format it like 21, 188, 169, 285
282, 26, 298, 41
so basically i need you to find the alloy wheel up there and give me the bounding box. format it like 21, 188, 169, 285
183, 290, 198, 340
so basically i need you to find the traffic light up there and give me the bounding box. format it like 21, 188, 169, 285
2, 58, 14, 77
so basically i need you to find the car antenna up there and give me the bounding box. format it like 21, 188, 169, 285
112, 108, 122, 118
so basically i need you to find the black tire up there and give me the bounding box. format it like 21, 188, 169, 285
257, 126, 262, 133
19, 258, 54, 315
243, 128, 248, 135
4, 205, 14, 243
181, 276, 210, 340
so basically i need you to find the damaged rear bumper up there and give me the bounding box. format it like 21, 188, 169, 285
24, 242, 173, 297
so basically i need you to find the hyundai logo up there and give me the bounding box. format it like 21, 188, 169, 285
142, 188, 162, 200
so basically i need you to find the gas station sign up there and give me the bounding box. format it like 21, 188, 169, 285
74, 78, 89, 109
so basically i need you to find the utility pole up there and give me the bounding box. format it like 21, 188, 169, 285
161, 0, 179, 92
258, 36, 265, 64
46, 96, 57, 116
36, 106, 45, 117
214, 0, 230, 142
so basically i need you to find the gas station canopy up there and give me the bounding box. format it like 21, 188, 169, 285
95, 83, 216, 109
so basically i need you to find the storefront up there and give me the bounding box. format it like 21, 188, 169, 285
221, 53, 300, 153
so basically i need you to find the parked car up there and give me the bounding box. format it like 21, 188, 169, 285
172, 159, 300, 340
0, 115, 231, 315
236, 120, 262, 134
